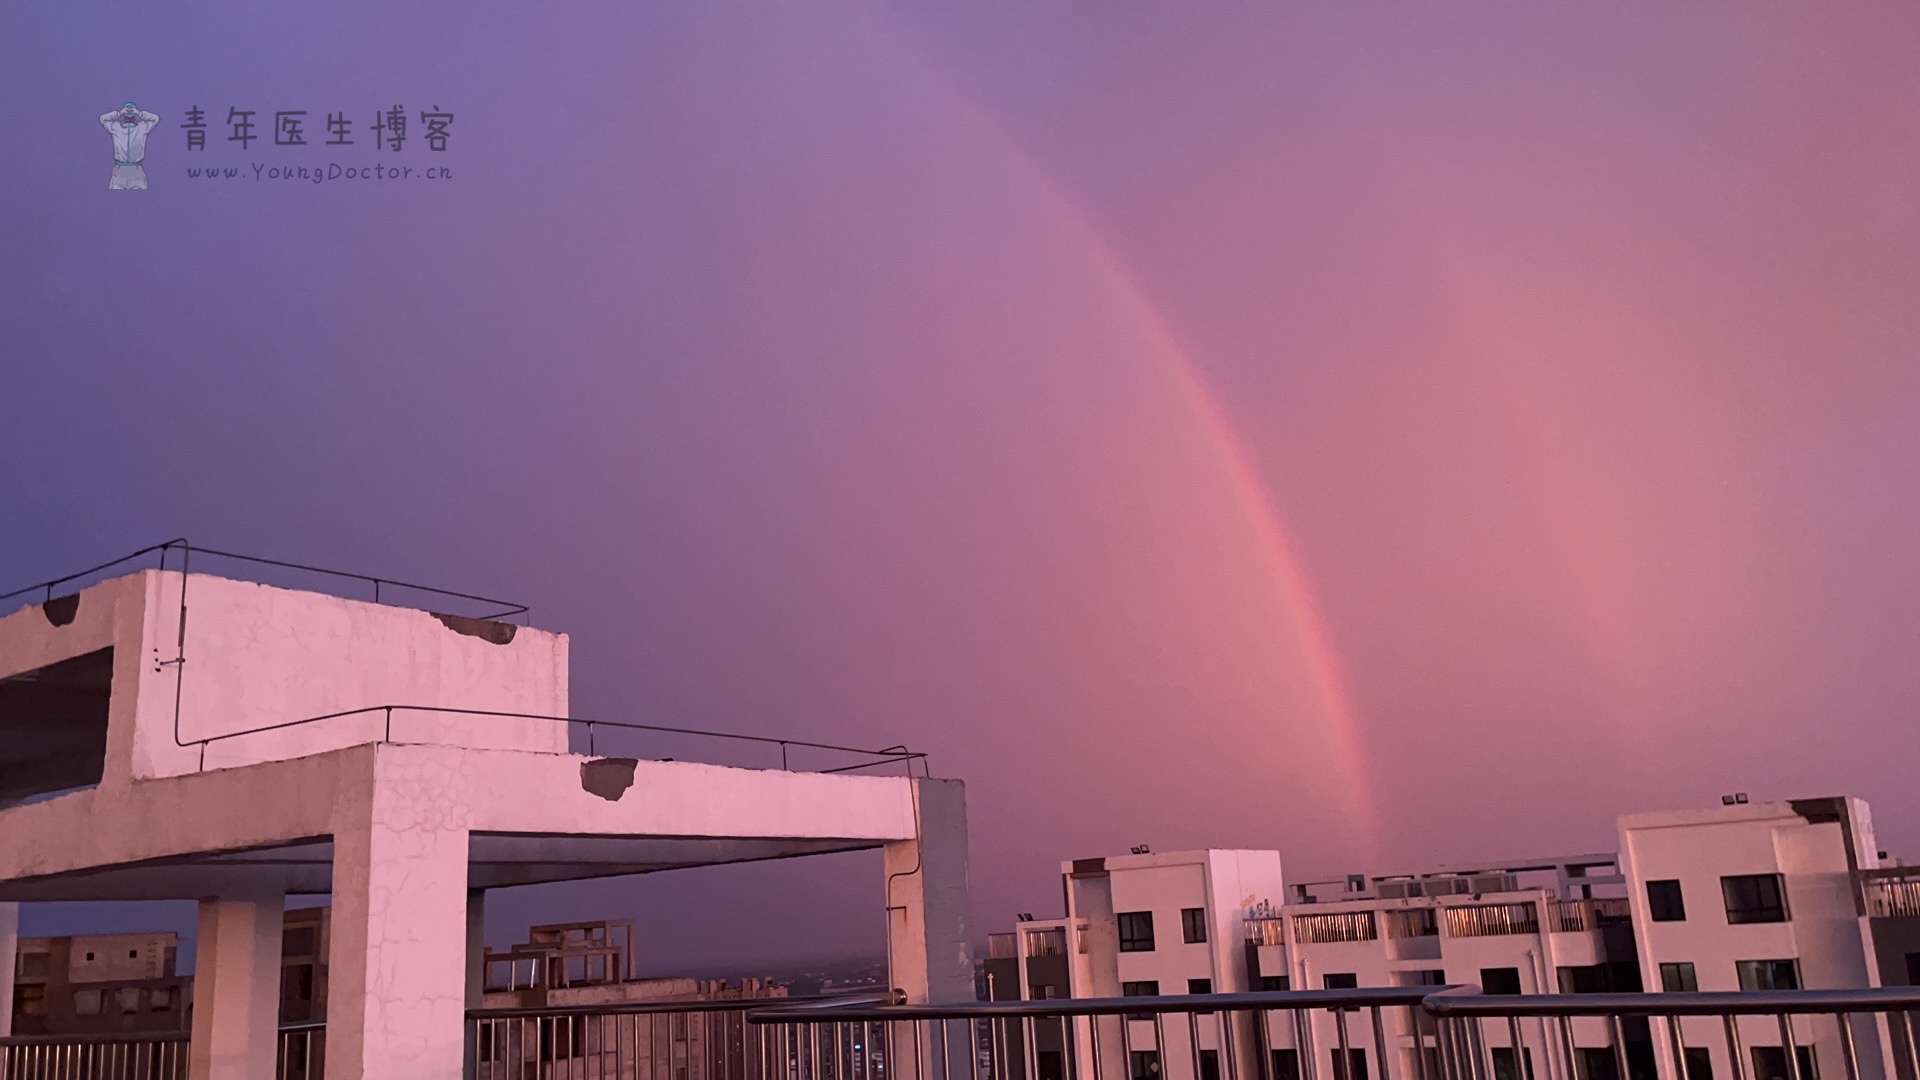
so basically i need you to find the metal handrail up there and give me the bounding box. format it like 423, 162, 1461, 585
470, 991, 900, 1022
0, 539, 529, 621
187, 703, 929, 776
1422, 983, 1920, 1016
748, 986, 1438, 1022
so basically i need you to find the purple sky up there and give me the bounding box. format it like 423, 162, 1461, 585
7, 3, 1920, 970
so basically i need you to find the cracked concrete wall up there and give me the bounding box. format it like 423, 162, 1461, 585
125, 570, 570, 777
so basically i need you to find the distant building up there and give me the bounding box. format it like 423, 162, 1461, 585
10, 931, 189, 1035
475, 920, 792, 1080
993, 795, 1919, 1080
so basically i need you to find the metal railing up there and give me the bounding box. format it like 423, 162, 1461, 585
1, 541, 927, 779
1862, 878, 1920, 919
745, 984, 1920, 1080
1387, 909, 1440, 939
468, 994, 895, 1080
1443, 903, 1539, 938
1549, 898, 1633, 934
0, 1022, 322, 1079
1293, 912, 1378, 944
0, 539, 530, 622
0, 1031, 190, 1078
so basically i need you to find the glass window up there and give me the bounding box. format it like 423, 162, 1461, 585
1118, 911, 1156, 952
1750, 1047, 1818, 1080
1331, 1050, 1369, 1080
1737, 960, 1800, 991
1131, 1051, 1162, 1080
1271, 1051, 1301, 1080
1182, 908, 1208, 944
1259, 975, 1292, 991
1684, 1049, 1714, 1080
1647, 880, 1686, 922
1122, 980, 1159, 1020
1480, 967, 1523, 995
1723, 875, 1789, 924
1323, 973, 1359, 990
1187, 978, 1213, 995
1660, 962, 1698, 992
1558, 966, 1609, 994
1493, 1048, 1535, 1080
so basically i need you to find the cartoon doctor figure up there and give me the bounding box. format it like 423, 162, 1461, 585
99, 102, 160, 189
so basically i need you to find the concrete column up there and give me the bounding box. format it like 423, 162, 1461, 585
0, 901, 17, 1039
189, 890, 285, 1080
885, 779, 973, 1080
325, 810, 471, 1080
464, 889, 486, 1077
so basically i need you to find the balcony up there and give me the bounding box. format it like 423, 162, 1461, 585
1550, 897, 1632, 932
1291, 911, 1377, 944
1385, 908, 1439, 939
1443, 902, 1539, 938
1860, 870, 1920, 918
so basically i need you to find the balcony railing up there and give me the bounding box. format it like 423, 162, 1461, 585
1386, 908, 1440, 939
1293, 911, 1378, 944
988, 933, 1020, 960
1550, 897, 1632, 933
1863, 876, 1920, 918
1247, 917, 1288, 946
0, 1023, 322, 1080
1024, 928, 1068, 958
1444, 902, 1539, 938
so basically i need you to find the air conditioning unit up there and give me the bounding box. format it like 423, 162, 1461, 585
1468, 874, 1518, 894
1377, 882, 1414, 900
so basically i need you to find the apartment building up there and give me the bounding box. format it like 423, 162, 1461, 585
10, 931, 189, 1035
990, 795, 1918, 1080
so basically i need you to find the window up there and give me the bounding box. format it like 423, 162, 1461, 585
1118, 911, 1156, 952
117, 988, 142, 1014
1200, 1050, 1221, 1080
1131, 1051, 1162, 1080
1749, 1047, 1818, 1080
1576, 1048, 1619, 1080
127, 949, 138, 959
1323, 972, 1359, 989
1123, 980, 1159, 1020
1331, 1050, 1369, 1080
15, 984, 46, 1017
283, 926, 319, 957
1480, 967, 1523, 995
74, 989, 102, 1015
1182, 907, 1208, 944
151, 987, 173, 1011
1660, 962, 1698, 992
1737, 960, 1800, 992
84, 951, 95, 961
1398, 969, 1447, 988
17, 952, 48, 979
1188, 978, 1213, 995
1492, 1048, 1535, 1080
1647, 880, 1686, 922
1271, 1051, 1301, 1080
1259, 975, 1292, 991
1684, 1049, 1714, 1080
1907, 953, 1920, 986
1558, 965, 1610, 994
1723, 875, 1789, 924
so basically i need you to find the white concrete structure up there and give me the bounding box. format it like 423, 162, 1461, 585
1621, 797, 1892, 1080
0, 566, 970, 1079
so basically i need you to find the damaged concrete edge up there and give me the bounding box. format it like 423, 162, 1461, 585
432, 612, 517, 645
41, 594, 79, 627
580, 758, 638, 802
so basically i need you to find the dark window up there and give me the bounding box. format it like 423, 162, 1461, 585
1118, 911, 1156, 952
283, 926, 319, 957
1558, 965, 1610, 994
128, 949, 138, 959
1576, 1048, 1619, 1080
1123, 980, 1159, 1020
1906, 953, 1920, 987
1660, 962, 1698, 992
1493, 1048, 1535, 1080
1271, 1050, 1301, 1080
1647, 880, 1687, 922
1131, 1051, 1162, 1080
1323, 973, 1359, 990
85, 952, 95, 961
1750, 1047, 1817, 1080
1723, 875, 1789, 924
1188, 978, 1213, 995
1610, 961, 1643, 992
1684, 1049, 1714, 1080
17, 952, 49, 979
1182, 907, 1208, 944
15, 984, 46, 1017
1737, 960, 1800, 992
1039, 1052, 1066, 1080
1480, 967, 1523, 995
1400, 969, 1447, 987
1331, 1050, 1369, 1080
1260, 975, 1292, 991
1200, 1050, 1221, 1080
